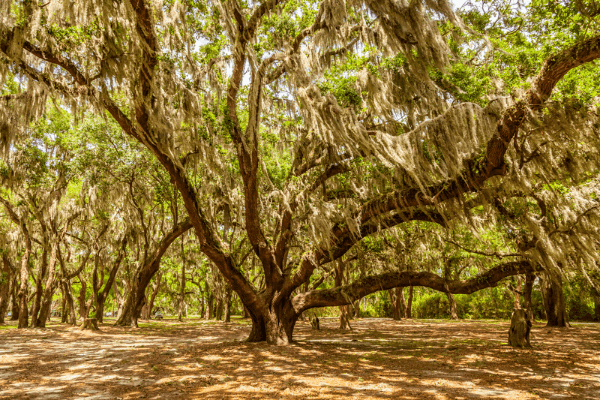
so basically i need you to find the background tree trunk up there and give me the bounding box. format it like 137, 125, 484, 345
17, 236, 32, 329
523, 273, 535, 323
215, 298, 223, 321
205, 292, 214, 319
146, 272, 162, 319
0, 256, 12, 324
542, 273, 569, 327
10, 277, 19, 321
37, 243, 61, 328
223, 287, 232, 322
30, 249, 48, 328
353, 300, 360, 319
77, 275, 88, 321
406, 286, 414, 319
178, 235, 186, 322
336, 261, 352, 329
446, 291, 459, 320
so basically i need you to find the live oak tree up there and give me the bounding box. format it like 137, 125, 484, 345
2, 0, 600, 343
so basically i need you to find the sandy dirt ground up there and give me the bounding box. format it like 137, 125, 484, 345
1, 317, 599, 399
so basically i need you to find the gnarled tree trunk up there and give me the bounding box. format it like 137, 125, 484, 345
508, 309, 532, 348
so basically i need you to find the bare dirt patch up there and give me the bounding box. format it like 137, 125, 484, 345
1, 317, 599, 399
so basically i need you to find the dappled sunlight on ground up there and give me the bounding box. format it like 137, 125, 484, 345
1, 317, 599, 399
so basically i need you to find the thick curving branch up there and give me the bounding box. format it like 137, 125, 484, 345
317, 33, 600, 267
292, 260, 538, 313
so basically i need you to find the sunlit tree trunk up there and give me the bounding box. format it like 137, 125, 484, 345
446, 292, 459, 320
513, 275, 522, 310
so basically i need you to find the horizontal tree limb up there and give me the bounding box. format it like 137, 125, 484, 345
292, 260, 538, 313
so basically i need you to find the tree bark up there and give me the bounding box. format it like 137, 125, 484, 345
115, 220, 191, 327
246, 301, 299, 345
508, 309, 532, 348
223, 286, 232, 322
206, 292, 214, 319
61, 280, 77, 325
446, 291, 459, 320
523, 273, 535, 323
335, 259, 353, 329
215, 298, 223, 321
146, 272, 162, 319
77, 275, 88, 320
30, 249, 48, 328
406, 286, 413, 319
513, 275, 522, 310
541, 273, 569, 327
0, 255, 12, 324
10, 276, 19, 320
17, 229, 32, 329
36, 242, 61, 328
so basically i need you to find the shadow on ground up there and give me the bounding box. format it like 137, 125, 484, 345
1, 317, 599, 399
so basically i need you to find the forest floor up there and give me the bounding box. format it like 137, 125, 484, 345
0, 317, 599, 399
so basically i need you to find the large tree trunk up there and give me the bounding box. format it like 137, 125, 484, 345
246, 302, 299, 346
446, 291, 459, 320
339, 305, 352, 329
508, 309, 532, 348
523, 273, 535, 323
541, 273, 569, 327
513, 275, 522, 310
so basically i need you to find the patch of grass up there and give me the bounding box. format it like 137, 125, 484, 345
0, 324, 16, 330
